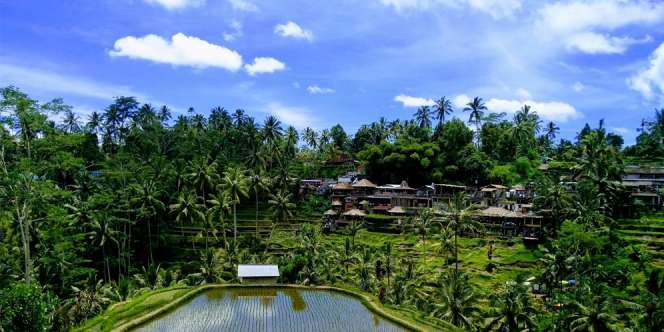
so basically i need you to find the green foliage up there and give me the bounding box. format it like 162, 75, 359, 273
0, 283, 56, 332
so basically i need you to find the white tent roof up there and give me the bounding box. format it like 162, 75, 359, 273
237, 264, 280, 278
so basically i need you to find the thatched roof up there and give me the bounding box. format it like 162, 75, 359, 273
343, 208, 367, 217
331, 200, 343, 206
324, 209, 338, 216
332, 183, 353, 190
388, 206, 407, 214
359, 200, 370, 205
353, 179, 377, 188
399, 180, 415, 190
476, 207, 533, 218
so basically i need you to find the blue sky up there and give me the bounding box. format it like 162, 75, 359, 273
2, 0, 664, 144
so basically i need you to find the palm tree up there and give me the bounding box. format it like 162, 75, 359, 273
248, 171, 270, 237
620, 269, 664, 332
206, 191, 232, 246
88, 215, 119, 283
86, 111, 103, 135
415, 208, 436, 253
567, 288, 622, 332
357, 247, 374, 291
433, 96, 454, 128
340, 237, 356, 274
233, 109, 246, 127
546, 121, 560, 141
534, 178, 571, 236
444, 192, 481, 273
303, 127, 318, 149
131, 180, 165, 264
186, 158, 218, 204
414, 105, 432, 129
268, 190, 296, 223
431, 270, 480, 330
262, 115, 283, 145
221, 167, 250, 246
170, 191, 205, 249
347, 219, 365, 248
484, 280, 537, 331
158, 105, 171, 124
436, 227, 455, 267
61, 109, 81, 133
463, 97, 487, 146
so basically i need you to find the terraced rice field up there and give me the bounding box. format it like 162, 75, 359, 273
617, 212, 664, 267
135, 287, 406, 331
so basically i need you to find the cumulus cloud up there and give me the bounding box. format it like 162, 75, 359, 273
610, 127, 630, 135
515, 88, 531, 100
394, 94, 435, 107
223, 20, 243, 42
109, 33, 243, 71
537, 0, 663, 54
565, 32, 651, 54
379, 0, 522, 19
453, 94, 471, 109
0, 63, 147, 100
485, 98, 581, 122
265, 102, 318, 128
227, 0, 258, 11
307, 85, 335, 94
629, 42, 664, 100
143, 0, 204, 10
244, 57, 286, 75
274, 21, 314, 41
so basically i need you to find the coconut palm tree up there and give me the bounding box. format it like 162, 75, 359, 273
431, 270, 480, 330
567, 288, 622, 332
620, 269, 664, 332
61, 109, 81, 133
484, 280, 537, 331
414, 105, 432, 129
221, 167, 250, 246
382, 241, 393, 285
170, 191, 205, 249
463, 97, 487, 146
434, 96, 454, 128
186, 158, 218, 204
86, 111, 103, 135
88, 215, 119, 283
340, 237, 356, 274
268, 190, 295, 223
206, 191, 232, 246
436, 227, 455, 267
262, 115, 283, 145
303, 127, 318, 149
131, 180, 165, 264
158, 105, 171, 124
444, 192, 482, 273
248, 171, 270, 237
415, 208, 436, 253
546, 121, 560, 141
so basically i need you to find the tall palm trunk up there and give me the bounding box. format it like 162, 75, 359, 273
255, 188, 259, 238
233, 203, 237, 247
455, 222, 459, 273
17, 207, 31, 282
147, 217, 153, 265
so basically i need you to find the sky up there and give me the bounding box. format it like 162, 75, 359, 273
2, 0, 664, 144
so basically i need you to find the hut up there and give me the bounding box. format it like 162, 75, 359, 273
388, 206, 407, 215
475, 206, 542, 239
237, 264, 280, 284
343, 208, 367, 218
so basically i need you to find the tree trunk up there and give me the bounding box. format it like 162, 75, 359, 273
147, 217, 153, 265
255, 188, 259, 238
455, 223, 459, 273
233, 204, 237, 247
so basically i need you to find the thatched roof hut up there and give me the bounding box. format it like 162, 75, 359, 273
353, 179, 377, 188
324, 209, 338, 216
343, 209, 367, 217
388, 206, 407, 214
332, 183, 353, 190
331, 200, 343, 206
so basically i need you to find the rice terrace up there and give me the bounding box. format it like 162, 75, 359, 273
2, 1, 664, 331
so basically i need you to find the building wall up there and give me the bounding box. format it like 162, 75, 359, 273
240, 277, 278, 284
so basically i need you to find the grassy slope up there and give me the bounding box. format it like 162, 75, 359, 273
616, 211, 664, 267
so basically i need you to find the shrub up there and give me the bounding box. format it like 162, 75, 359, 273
0, 282, 56, 332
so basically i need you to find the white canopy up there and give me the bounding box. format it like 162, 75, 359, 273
237, 264, 280, 278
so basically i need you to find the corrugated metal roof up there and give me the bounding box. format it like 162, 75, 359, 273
237, 264, 280, 278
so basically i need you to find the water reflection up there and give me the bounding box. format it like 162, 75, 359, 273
136, 287, 406, 331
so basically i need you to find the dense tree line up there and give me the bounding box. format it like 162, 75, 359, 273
1, 86, 663, 331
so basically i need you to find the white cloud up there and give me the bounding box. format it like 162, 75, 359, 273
274, 21, 314, 41
0, 63, 147, 100
227, 0, 258, 12
515, 88, 531, 99
485, 98, 581, 122
379, 0, 522, 19
265, 102, 318, 129
572, 81, 586, 92
307, 85, 335, 94
223, 20, 243, 42
143, 0, 204, 10
538, 0, 663, 54
610, 127, 630, 135
452, 94, 471, 109
394, 94, 435, 107
109, 33, 243, 71
629, 42, 664, 100
565, 32, 651, 54
244, 57, 286, 75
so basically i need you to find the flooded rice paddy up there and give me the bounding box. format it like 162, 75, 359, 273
136, 287, 407, 331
